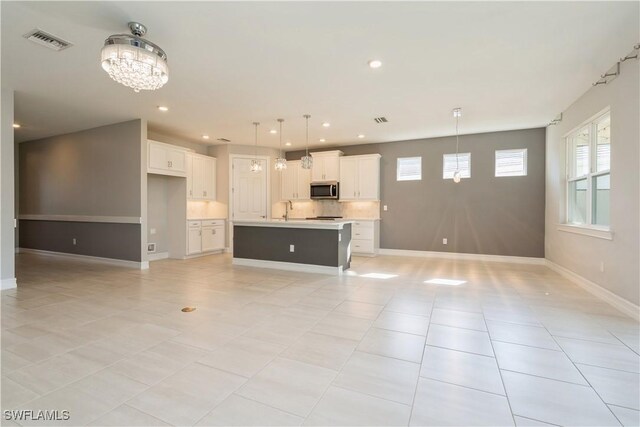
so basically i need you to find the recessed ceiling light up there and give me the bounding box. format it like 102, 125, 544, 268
368, 59, 382, 69
157, 106, 169, 112
270, 129, 277, 134
322, 122, 330, 127
357, 134, 365, 139
202, 135, 210, 140
285, 142, 292, 146
12, 123, 21, 128
319, 138, 326, 143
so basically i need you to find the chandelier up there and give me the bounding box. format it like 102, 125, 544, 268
101, 22, 169, 93
250, 122, 262, 172
301, 114, 313, 169
274, 118, 287, 171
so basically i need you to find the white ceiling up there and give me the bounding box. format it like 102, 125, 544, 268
2, 1, 638, 148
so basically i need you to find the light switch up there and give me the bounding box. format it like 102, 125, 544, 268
383, 205, 388, 211
289, 244, 295, 252
442, 238, 448, 245
150, 228, 156, 235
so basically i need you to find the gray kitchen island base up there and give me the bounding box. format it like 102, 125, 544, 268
232, 220, 352, 276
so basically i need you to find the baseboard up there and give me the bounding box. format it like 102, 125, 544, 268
378, 248, 546, 265
545, 260, 640, 321
18, 248, 148, 270
148, 252, 169, 261
1, 278, 17, 290
233, 257, 344, 276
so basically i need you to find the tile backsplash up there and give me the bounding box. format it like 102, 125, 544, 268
283, 200, 380, 219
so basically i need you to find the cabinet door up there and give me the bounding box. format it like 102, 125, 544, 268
202, 157, 215, 200
339, 157, 358, 200
201, 226, 215, 252
186, 154, 195, 198
148, 142, 169, 171
311, 157, 325, 182
187, 227, 202, 255
323, 156, 340, 181
192, 157, 204, 199
167, 148, 186, 174
280, 162, 297, 200
212, 226, 225, 250
296, 162, 311, 200
357, 157, 380, 200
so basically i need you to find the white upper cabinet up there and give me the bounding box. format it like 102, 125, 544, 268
187, 153, 216, 200
148, 140, 188, 177
311, 150, 343, 182
339, 154, 381, 201
281, 160, 311, 201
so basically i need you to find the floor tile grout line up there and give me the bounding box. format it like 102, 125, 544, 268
483, 311, 517, 426
607, 403, 640, 413
512, 413, 563, 427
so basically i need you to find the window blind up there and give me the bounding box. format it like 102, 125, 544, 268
397, 157, 422, 181
443, 153, 470, 179
495, 149, 527, 177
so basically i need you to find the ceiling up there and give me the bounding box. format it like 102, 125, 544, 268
2, 1, 638, 148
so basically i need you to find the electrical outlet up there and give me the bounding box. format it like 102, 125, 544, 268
442, 238, 448, 245
383, 205, 388, 211
150, 228, 156, 235
289, 244, 295, 252
148, 243, 156, 253
72, 238, 77, 245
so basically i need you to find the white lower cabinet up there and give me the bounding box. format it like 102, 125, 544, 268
350, 220, 380, 256
187, 220, 225, 256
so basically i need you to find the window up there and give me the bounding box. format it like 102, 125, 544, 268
443, 153, 470, 180
397, 157, 422, 181
495, 149, 527, 177
566, 110, 610, 227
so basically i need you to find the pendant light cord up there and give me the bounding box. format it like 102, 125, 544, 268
455, 115, 460, 170
279, 120, 283, 157
253, 122, 259, 159
304, 114, 310, 156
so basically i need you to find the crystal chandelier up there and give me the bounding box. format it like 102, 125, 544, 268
250, 122, 262, 172
452, 108, 462, 183
301, 114, 313, 170
101, 22, 169, 93
274, 118, 287, 171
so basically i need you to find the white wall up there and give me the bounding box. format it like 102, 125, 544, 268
1, 88, 16, 289
545, 58, 639, 306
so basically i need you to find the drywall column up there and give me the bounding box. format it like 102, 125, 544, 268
1, 88, 16, 289
140, 120, 148, 268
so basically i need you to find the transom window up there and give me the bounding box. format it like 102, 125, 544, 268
397, 157, 422, 181
443, 153, 471, 180
495, 149, 527, 177
566, 110, 610, 227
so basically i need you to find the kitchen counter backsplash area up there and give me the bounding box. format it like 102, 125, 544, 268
277, 200, 380, 220
187, 200, 227, 220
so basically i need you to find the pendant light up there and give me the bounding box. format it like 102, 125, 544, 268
301, 114, 313, 169
250, 122, 262, 172
274, 118, 287, 171
452, 108, 462, 183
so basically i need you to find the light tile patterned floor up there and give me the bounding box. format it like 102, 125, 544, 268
1, 252, 639, 426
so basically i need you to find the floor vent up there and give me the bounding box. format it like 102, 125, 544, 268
24, 29, 72, 51
374, 117, 388, 123
217, 138, 231, 143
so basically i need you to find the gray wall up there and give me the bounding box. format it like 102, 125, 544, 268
288, 127, 546, 257
18, 120, 144, 261
1, 88, 16, 287
546, 59, 639, 306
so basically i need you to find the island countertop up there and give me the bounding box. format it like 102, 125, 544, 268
232, 219, 354, 230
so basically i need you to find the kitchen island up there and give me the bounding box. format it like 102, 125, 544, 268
232, 219, 353, 275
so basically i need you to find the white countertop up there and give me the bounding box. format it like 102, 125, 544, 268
187, 218, 226, 221
233, 219, 354, 230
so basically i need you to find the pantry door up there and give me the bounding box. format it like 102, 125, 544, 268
231, 157, 268, 221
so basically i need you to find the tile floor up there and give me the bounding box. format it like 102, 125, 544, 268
1, 252, 639, 426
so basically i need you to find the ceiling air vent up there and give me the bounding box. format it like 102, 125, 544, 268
374, 117, 388, 123
23, 29, 72, 51
217, 138, 231, 143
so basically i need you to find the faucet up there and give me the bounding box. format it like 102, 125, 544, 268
284, 200, 293, 221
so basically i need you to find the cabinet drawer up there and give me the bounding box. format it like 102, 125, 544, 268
188, 220, 201, 228
352, 228, 374, 240
353, 220, 374, 229
351, 238, 374, 254
202, 219, 224, 227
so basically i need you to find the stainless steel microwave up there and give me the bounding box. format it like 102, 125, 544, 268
310, 182, 339, 199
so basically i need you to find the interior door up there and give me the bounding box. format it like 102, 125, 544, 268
232, 158, 268, 220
